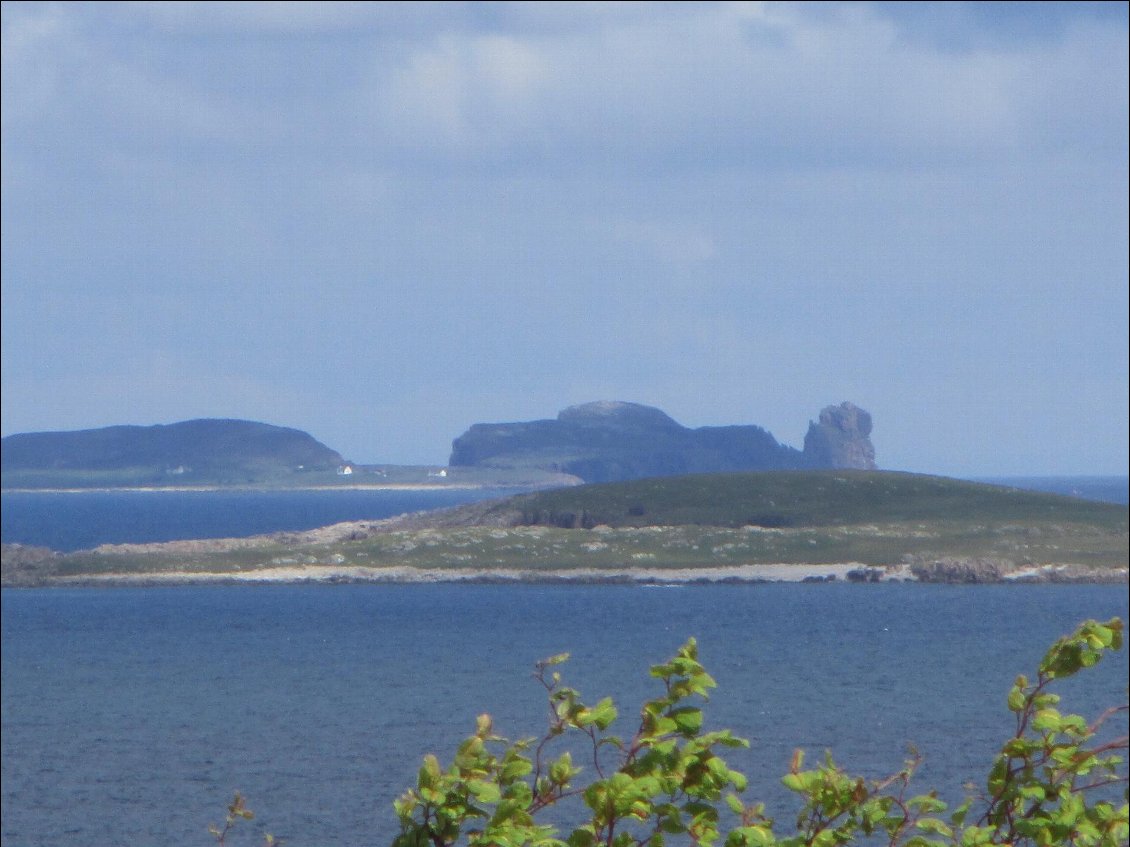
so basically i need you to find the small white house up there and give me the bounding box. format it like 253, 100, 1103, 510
337, 464, 354, 476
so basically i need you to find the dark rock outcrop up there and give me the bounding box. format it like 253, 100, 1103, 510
449, 401, 877, 483
909, 557, 1010, 583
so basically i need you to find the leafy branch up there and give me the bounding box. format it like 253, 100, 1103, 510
219, 618, 1128, 847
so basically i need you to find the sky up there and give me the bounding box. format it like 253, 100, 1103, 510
2, 1, 1127, 476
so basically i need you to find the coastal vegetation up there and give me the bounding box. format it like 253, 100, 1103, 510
4, 471, 1125, 586
454, 470, 1126, 530
217, 618, 1128, 846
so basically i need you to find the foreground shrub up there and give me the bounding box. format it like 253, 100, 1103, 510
215, 618, 1127, 846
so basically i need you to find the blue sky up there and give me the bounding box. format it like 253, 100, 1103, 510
2, 1, 1127, 475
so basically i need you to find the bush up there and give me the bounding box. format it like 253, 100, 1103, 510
215, 619, 1128, 846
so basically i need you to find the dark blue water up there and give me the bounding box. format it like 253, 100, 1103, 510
2, 583, 1127, 846
0, 488, 516, 552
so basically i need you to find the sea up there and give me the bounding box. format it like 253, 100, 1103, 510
1, 478, 1128, 846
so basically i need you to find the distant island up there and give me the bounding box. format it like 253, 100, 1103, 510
1, 401, 876, 490
450, 400, 876, 483
1, 419, 346, 489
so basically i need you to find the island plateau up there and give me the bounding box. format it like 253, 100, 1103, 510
1, 419, 347, 488
449, 400, 876, 483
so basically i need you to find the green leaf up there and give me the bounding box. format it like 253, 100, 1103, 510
671, 707, 704, 735
550, 752, 577, 785
781, 773, 806, 792
1032, 708, 1063, 732
1007, 685, 1026, 712
467, 780, 501, 804
915, 817, 953, 837
501, 758, 533, 781
589, 697, 618, 730
418, 754, 441, 789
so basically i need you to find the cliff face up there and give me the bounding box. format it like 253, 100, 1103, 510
450, 401, 876, 483
802, 402, 877, 470
1, 419, 345, 482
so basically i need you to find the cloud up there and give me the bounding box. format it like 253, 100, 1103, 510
7, 2, 1125, 177
347, 2, 1126, 173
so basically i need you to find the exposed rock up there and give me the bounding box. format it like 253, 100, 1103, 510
846, 566, 885, 582
905, 555, 1128, 584
909, 557, 1011, 583
802, 402, 877, 470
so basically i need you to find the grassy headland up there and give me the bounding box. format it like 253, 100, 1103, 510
458, 470, 1124, 528
3, 471, 1126, 586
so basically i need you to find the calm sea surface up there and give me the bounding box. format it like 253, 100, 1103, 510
2, 584, 1127, 846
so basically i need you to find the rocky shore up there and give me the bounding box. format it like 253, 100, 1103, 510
3, 537, 1125, 588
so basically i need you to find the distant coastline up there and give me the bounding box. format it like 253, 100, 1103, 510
970, 475, 1129, 505
1, 482, 502, 494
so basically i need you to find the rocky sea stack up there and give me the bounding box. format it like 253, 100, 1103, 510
802, 402, 876, 470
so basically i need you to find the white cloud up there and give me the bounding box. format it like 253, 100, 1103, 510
5, 3, 1125, 174
336, 2, 1126, 173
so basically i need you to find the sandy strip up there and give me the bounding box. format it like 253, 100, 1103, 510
55, 562, 895, 586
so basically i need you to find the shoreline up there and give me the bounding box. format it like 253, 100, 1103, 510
43, 562, 880, 586
27, 561, 1128, 588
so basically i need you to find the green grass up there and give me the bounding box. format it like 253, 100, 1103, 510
478, 470, 1127, 530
